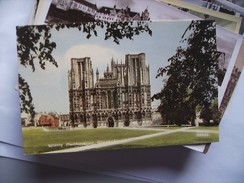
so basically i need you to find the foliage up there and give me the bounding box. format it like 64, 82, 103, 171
103, 21, 152, 44
200, 106, 213, 124
18, 74, 35, 120
218, 68, 226, 85
200, 98, 221, 125
17, 21, 152, 118
17, 25, 57, 72
152, 20, 220, 126
200, 99, 221, 125
212, 99, 221, 124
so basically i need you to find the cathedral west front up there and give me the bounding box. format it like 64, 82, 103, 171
68, 53, 152, 128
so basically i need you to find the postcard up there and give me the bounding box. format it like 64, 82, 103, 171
33, 0, 196, 24
160, 0, 243, 33
30, 0, 244, 153
17, 20, 219, 154
181, 0, 244, 18
219, 39, 244, 113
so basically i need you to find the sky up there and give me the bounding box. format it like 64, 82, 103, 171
19, 21, 197, 114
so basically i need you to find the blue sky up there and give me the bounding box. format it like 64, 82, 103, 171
19, 21, 192, 114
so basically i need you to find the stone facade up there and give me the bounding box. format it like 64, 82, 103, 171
68, 53, 152, 127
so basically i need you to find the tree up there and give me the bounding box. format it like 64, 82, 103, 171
17, 21, 152, 123
152, 20, 220, 126
200, 98, 220, 125
212, 99, 221, 124
200, 105, 213, 125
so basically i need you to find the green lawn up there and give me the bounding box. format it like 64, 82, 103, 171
100, 131, 219, 151
22, 127, 159, 154
194, 126, 219, 131
145, 126, 184, 130
147, 126, 219, 131
22, 126, 219, 154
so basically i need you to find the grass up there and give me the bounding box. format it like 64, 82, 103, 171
100, 131, 219, 151
145, 126, 184, 130
194, 126, 219, 131
22, 126, 219, 154
22, 127, 159, 154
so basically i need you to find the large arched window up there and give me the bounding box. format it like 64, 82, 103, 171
101, 91, 107, 109
107, 90, 112, 109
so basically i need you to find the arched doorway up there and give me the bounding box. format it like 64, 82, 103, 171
107, 116, 115, 127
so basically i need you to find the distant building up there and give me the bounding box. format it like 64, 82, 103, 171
95, 5, 150, 21
50, 0, 150, 22
39, 113, 59, 128
22, 112, 60, 128
59, 114, 70, 127
68, 53, 152, 127
70, 0, 98, 16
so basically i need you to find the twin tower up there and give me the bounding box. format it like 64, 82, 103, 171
68, 53, 152, 127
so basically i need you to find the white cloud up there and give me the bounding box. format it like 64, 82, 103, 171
65, 44, 124, 73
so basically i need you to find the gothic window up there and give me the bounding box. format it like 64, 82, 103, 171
107, 90, 112, 109
129, 94, 132, 105
101, 92, 107, 109
142, 93, 144, 104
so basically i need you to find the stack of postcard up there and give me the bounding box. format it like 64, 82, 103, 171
16, 0, 243, 155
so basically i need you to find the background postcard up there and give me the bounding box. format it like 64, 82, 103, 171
17, 20, 219, 154
160, 0, 243, 33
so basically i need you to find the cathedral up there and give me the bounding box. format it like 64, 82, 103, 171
68, 53, 152, 128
